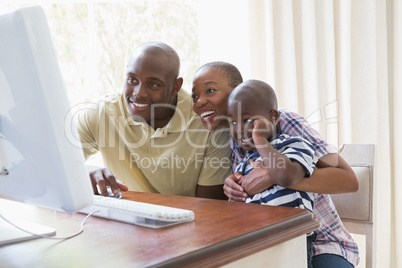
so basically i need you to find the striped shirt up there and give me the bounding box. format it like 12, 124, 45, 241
235, 134, 317, 212
230, 109, 360, 266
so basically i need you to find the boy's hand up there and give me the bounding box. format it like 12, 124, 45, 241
251, 118, 274, 142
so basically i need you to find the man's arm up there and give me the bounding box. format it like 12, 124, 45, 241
76, 102, 129, 196
196, 185, 227, 200
87, 166, 129, 196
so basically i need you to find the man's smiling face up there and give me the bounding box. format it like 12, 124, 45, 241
124, 51, 180, 128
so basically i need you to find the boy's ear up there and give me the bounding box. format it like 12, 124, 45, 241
270, 109, 280, 124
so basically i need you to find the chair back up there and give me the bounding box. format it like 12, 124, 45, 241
331, 144, 375, 268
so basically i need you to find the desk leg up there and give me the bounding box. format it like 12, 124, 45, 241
222, 236, 307, 268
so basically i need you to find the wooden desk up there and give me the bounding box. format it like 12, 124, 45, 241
0, 192, 319, 267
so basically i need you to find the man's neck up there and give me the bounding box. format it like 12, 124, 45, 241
148, 95, 178, 130
149, 115, 173, 130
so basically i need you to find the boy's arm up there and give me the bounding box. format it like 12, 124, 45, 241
240, 110, 358, 196
225, 110, 359, 200
249, 119, 308, 188
252, 136, 307, 188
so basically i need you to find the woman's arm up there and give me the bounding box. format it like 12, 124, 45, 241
289, 153, 359, 194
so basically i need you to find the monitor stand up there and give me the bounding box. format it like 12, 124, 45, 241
0, 217, 56, 245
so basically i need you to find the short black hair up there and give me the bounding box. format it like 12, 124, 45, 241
132, 41, 181, 78
229, 79, 278, 112
197, 61, 243, 89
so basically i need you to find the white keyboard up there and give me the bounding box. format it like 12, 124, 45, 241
79, 195, 195, 228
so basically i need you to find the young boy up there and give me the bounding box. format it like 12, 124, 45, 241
228, 79, 318, 207
227, 79, 318, 267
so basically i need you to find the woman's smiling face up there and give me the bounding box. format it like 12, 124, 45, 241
191, 67, 233, 130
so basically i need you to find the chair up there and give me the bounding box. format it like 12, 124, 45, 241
331, 144, 375, 268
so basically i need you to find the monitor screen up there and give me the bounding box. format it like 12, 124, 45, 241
0, 6, 93, 215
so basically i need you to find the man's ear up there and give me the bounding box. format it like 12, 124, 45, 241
172, 77, 183, 96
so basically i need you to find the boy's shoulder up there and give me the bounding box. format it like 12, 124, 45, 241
271, 133, 315, 150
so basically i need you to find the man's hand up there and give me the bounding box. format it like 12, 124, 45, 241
223, 172, 248, 202
239, 159, 274, 196
87, 166, 129, 196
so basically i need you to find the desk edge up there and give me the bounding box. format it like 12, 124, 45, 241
152, 210, 320, 268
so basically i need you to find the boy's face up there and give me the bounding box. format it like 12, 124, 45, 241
124, 52, 181, 127
227, 96, 272, 152
192, 68, 232, 130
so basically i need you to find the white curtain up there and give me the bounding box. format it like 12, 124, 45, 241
198, 0, 401, 266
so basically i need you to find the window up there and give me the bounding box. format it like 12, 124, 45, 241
0, 1, 199, 105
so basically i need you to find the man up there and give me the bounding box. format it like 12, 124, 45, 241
76, 41, 231, 199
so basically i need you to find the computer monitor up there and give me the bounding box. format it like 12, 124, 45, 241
0, 6, 93, 243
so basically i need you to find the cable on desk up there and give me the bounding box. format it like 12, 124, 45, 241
0, 210, 100, 241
